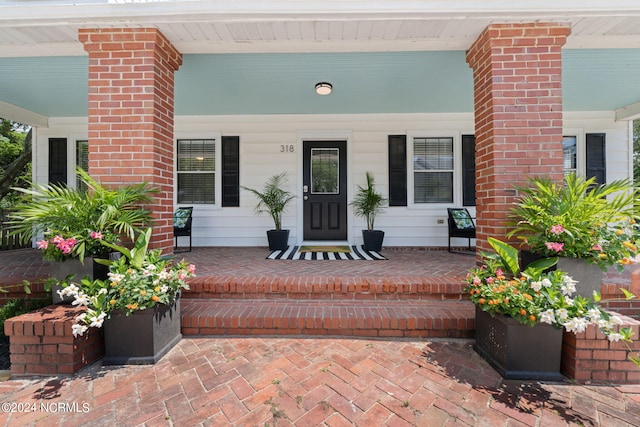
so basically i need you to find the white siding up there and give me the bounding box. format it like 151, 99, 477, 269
33, 112, 633, 248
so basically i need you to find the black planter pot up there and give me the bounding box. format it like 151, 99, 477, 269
362, 230, 385, 252
50, 257, 111, 304
103, 297, 181, 365
519, 250, 556, 273
473, 306, 563, 381
267, 229, 290, 251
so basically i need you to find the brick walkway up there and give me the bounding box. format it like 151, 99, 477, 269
0, 336, 639, 426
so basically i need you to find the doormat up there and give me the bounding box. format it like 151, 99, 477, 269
267, 246, 387, 260
299, 245, 351, 253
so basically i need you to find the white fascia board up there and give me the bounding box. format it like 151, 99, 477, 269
615, 102, 640, 121
0, 101, 48, 127
2, 1, 640, 25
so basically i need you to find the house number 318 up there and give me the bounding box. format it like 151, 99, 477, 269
280, 145, 294, 153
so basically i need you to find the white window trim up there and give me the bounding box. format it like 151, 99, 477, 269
563, 129, 586, 177
407, 131, 462, 208
174, 132, 222, 209
69, 133, 88, 189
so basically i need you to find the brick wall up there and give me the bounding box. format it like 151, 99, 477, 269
0, 281, 48, 307
78, 28, 182, 253
561, 314, 640, 384
466, 23, 571, 255
4, 305, 104, 376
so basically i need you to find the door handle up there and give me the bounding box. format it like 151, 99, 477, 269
304, 196, 308, 200
303, 185, 308, 193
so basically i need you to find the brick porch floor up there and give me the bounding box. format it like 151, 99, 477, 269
1, 248, 639, 425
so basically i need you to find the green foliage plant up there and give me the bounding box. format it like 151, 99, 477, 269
508, 173, 639, 271
465, 238, 634, 344
9, 168, 156, 262
242, 172, 295, 231
58, 228, 195, 337
350, 171, 387, 231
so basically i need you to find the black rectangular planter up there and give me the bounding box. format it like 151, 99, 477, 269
103, 298, 181, 365
473, 306, 563, 381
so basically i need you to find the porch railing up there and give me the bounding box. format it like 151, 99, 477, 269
0, 209, 30, 251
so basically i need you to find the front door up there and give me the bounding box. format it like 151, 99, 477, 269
303, 141, 347, 241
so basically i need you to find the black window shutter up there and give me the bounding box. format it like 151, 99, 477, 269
462, 134, 476, 206
221, 136, 240, 207
585, 133, 606, 185
48, 138, 67, 186
388, 135, 407, 206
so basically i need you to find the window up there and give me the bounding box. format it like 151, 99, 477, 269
563, 136, 577, 177
177, 139, 215, 204
412, 137, 454, 203
562, 134, 606, 184
76, 140, 89, 192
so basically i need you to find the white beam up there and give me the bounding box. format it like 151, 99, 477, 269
615, 102, 640, 121
0, 101, 48, 127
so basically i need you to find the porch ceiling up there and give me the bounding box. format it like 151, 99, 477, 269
1, 1, 640, 57
2, 49, 640, 123
2, 1, 640, 124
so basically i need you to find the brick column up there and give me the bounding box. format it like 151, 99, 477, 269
79, 28, 182, 252
466, 23, 571, 254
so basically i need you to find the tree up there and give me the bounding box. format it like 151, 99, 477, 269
0, 119, 32, 208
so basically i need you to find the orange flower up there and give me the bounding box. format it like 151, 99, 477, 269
519, 309, 527, 316
478, 298, 486, 305
503, 298, 510, 304
151, 295, 160, 302
529, 315, 536, 322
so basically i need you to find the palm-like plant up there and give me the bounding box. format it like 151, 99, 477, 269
508, 173, 639, 268
242, 172, 295, 231
351, 171, 387, 231
9, 168, 156, 260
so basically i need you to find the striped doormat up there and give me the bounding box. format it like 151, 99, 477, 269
267, 245, 387, 260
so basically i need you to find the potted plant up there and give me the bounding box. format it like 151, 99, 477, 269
8, 168, 156, 301
242, 172, 295, 251
58, 228, 196, 364
351, 171, 387, 251
508, 173, 639, 297
465, 237, 632, 380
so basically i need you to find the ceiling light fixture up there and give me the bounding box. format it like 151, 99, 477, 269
315, 82, 332, 95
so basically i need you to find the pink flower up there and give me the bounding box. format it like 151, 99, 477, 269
90, 231, 103, 240
591, 244, 603, 252
51, 235, 64, 244
545, 242, 564, 252
56, 238, 77, 254
550, 224, 565, 235
37, 240, 48, 250
188, 264, 196, 275
486, 277, 495, 284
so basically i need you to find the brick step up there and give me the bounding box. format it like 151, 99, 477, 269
180, 299, 475, 338
184, 275, 467, 301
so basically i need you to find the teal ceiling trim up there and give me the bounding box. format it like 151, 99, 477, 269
0, 56, 88, 118
562, 49, 640, 112
175, 51, 473, 115
0, 49, 639, 118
